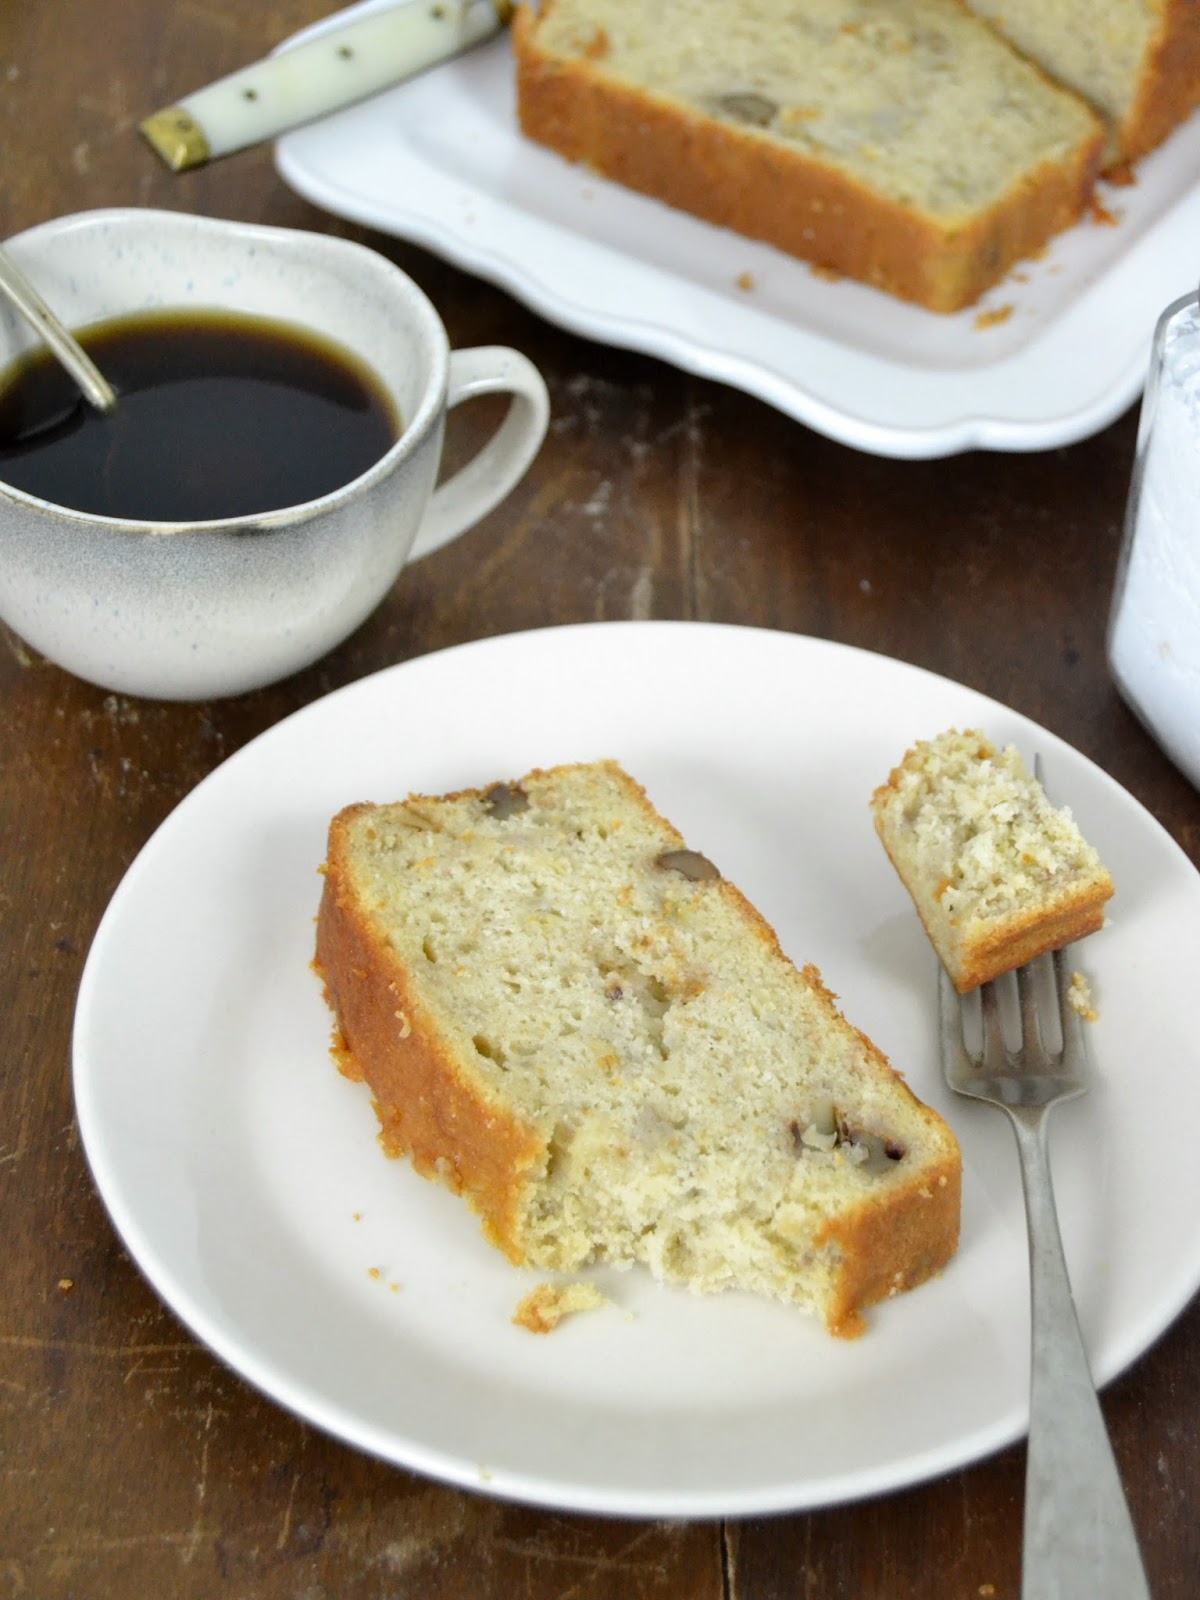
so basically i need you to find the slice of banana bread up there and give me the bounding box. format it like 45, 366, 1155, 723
964, 0, 1200, 167
871, 729, 1114, 992
512, 0, 1104, 312
315, 760, 961, 1337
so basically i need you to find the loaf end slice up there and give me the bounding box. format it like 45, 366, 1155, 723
315, 760, 961, 1337
871, 729, 1114, 992
965, 0, 1200, 167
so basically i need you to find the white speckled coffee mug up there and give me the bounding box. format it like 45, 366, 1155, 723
0, 209, 549, 700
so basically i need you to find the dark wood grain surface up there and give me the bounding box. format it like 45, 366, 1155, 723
3, 4, 1198, 1596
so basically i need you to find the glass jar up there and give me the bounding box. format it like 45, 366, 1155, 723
1107, 292, 1200, 790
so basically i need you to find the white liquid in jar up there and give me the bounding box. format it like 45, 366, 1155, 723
1108, 296, 1200, 790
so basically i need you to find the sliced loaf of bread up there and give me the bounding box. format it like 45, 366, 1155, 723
315, 760, 961, 1337
871, 729, 1114, 992
512, 0, 1104, 311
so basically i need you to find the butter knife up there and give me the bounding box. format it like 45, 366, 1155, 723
139, 0, 514, 172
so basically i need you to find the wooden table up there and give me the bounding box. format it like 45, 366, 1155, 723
3, 4, 1198, 1595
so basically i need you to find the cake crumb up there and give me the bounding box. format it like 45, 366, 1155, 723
1068, 970, 1098, 1022
974, 304, 1014, 330
1088, 194, 1120, 226
57, 1277, 74, 1292
735, 270, 756, 291
513, 1280, 610, 1333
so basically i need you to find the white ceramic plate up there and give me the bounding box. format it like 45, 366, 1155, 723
274, 1, 1200, 458
74, 621, 1200, 1516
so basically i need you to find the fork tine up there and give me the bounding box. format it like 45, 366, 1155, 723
1052, 944, 1089, 1071
1031, 750, 1091, 1074
978, 979, 1008, 1073
1015, 961, 1049, 1067
1014, 961, 1038, 1042
937, 963, 973, 1074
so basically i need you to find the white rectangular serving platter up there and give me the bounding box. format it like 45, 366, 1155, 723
275, 0, 1200, 457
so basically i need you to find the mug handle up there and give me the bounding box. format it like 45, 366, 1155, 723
407, 345, 550, 563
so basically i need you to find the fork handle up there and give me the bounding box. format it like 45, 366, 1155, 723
1008, 1107, 1152, 1599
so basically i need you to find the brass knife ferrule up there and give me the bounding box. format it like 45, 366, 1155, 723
138, 108, 212, 173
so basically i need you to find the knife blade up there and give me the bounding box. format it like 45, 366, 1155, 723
139, 0, 514, 172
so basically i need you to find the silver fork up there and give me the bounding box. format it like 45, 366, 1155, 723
939, 946, 1151, 1599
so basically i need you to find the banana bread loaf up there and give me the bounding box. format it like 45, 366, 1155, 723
315, 760, 961, 1337
512, 0, 1104, 312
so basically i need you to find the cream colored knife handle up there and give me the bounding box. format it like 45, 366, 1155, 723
140, 0, 511, 171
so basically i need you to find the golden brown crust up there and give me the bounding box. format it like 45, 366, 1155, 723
795, 963, 962, 1336
948, 890, 1110, 991
314, 805, 547, 1261
1119, 1, 1200, 164
818, 1154, 961, 1337
512, 4, 1103, 313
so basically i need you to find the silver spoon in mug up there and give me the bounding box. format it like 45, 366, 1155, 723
0, 244, 117, 413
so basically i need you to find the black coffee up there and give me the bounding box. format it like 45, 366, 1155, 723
0, 309, 401, 521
